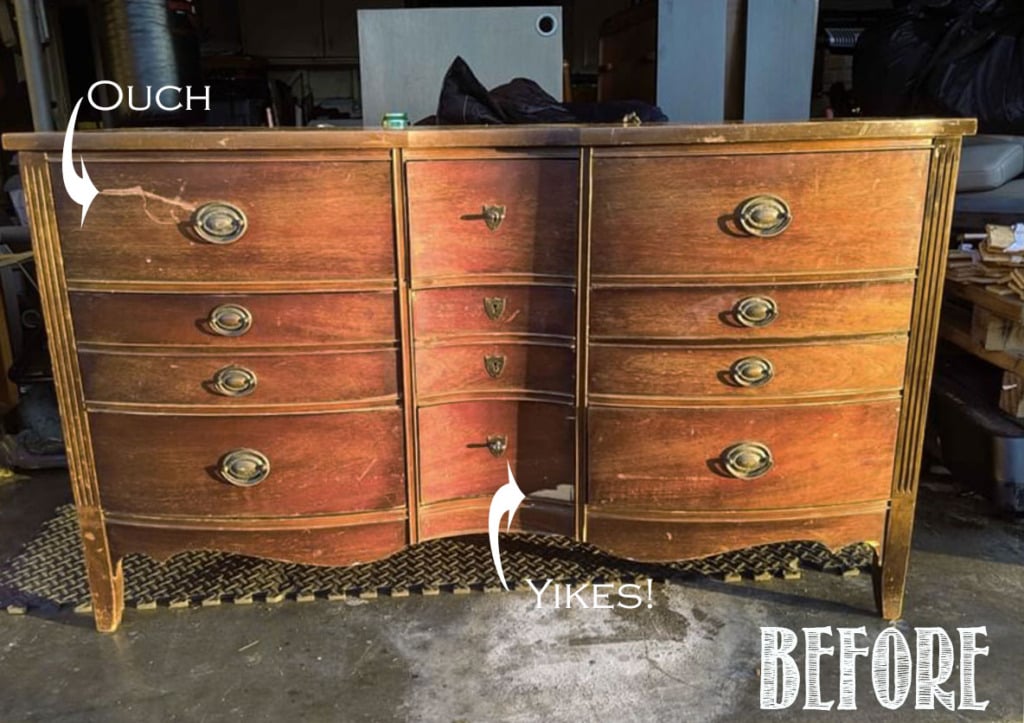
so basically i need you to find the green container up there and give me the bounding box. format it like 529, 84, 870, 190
381, 112, 409, 129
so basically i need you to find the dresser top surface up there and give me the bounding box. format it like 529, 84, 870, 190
3, 118, 976, 152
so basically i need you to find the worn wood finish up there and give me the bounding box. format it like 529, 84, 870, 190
79, 349, 399, 407
589, 338, 908, 400
415, 342, 574, 400
107, 517, 409, 568
589, 402, 900, 509
590, 282, 915, 340
417, 401, 575, 504
53, 160, 395, 283
90, 410, 406, 517
418, 498, 574, 540
592, 151, 929, 278
585, 509, 887, 562
4, 121, 972, 630
407, 159, 579, 282
71, 291, 397, 348
412, 285, 576, 341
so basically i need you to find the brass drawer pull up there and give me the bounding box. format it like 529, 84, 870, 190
484, 354, 506, 378
468, 435, 508, 457
218, 448, 270, 487
208, 304, 252, 337
729, 356, 774, 387
482, 204, 506, 231
211, 365, 258, 397
734, 296, 778, 328
484, 296, 507, 321
722, 442, 774, 480
193, 202, 248, 244
737, 195, 791, 238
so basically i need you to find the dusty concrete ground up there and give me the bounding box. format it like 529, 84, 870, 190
0, 471, 1021, 722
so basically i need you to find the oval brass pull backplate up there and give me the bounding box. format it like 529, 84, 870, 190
737, 195, 791, 238
193, 201, 247, 244
211, 365, 258, 397
208, 303, 253, 337
218, 448, 270, 487
729, 356, 774, 388
721, 442, 774, 480
734, 296, 778, 328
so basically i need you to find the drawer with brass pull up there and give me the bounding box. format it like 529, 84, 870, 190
588, 401, 899, 510
415, 342, 574, 400
52, 159, 396, 282
589, 282, 914, 340
89, 410, 406, 517
591, 150, 930, 277
79, 349, 399, 407
413, 286, 576, 341
417, 400, 575, 504
406, 159, 578, 281
589, 338, 908, 400
70, 291, 398, 347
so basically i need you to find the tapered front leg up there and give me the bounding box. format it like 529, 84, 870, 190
78, 508, 125, 632
874, 497, 916, 621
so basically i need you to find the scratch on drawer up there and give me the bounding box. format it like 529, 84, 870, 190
101, 185, 196, 225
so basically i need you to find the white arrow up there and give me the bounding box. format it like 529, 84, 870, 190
488, 461, 525, 591
61, 97, 99, 226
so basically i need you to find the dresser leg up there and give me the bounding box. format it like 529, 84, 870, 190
78, 508, 125, 633
874, 498, 916, 621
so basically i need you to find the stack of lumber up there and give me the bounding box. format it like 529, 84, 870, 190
947, 224, 1024, 297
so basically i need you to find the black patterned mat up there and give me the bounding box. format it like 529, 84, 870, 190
0, 505, 874, 614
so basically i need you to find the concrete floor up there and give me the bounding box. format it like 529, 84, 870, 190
0, 471, 1021, 722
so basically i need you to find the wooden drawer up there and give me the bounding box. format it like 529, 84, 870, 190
413, 286, 575, 341
417, 401, 575, 504
70, 292, 397, 347
591, 150, 929, 277
589, 282, 914, 340
416, 342, 574, 399
53, 160, 396, 282
91, 410, 405, 517
588, 402, 899, 510
589, 338, 908, 399
79, 349, 399, 407
406, 159, 578, 280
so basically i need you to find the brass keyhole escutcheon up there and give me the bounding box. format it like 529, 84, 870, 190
218, 448, 270, 487
484, 297, 507, 321
729, 357, 774, 388
737, 195, 791, 238
482, 204, 506, 231
484, 354, 506, 379
733, 296, 778, 328
721, 442, 774, 480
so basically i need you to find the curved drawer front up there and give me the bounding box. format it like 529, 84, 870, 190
413, 286, 576, 341
70, 291, 397, 347
53, 159, 396, 282
589, 282, 914, 340
588, 402, 900, 510
91, 410, 405, 517
80, 349, 399, 407
417, 401, 575, 504
416, 342, 574, 399
591, 150, 929, 277
407, 159, 578, 281
589, 339, 908, 399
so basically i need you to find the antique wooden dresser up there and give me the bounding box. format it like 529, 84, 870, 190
4, 119, 973, 631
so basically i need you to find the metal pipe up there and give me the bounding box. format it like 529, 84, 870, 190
12, 0, 54, 131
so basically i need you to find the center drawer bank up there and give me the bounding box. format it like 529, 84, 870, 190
4, 120, 973, 631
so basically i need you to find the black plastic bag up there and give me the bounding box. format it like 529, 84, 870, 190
430, 56, 667, 125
